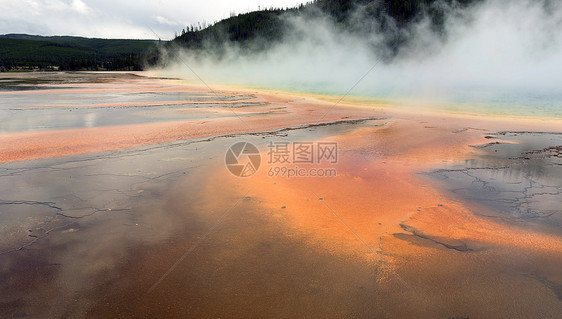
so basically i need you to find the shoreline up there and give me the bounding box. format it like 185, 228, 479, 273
160, 70, 562, 122
1, 71, 561, 163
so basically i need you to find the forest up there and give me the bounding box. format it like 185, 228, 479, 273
0, 34, 156, 71
162, 0, 480, 60
1, 0, 481, 71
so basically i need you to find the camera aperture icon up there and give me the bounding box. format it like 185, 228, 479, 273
225, 142, 261, 177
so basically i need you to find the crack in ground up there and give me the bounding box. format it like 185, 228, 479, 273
0, 200, 63, 211
0, 199, 132, 255
399, 224, 473, 252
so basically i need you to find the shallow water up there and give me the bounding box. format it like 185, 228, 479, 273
0, 72, 561, 318
427, 132, 562, 231
0, 117, 377, 317
244, 81, 562, 118
0, 73, 258, 133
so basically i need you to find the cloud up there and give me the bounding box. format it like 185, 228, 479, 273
71, 0, 92, 15
154, 15, 179, 26
0, 0, 307, 39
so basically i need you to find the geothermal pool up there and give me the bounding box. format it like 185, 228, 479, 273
0, 72, 561, 318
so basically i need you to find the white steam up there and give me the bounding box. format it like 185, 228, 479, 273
158, 0, 562, 116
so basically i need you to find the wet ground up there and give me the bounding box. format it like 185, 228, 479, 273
0, 72, 561, 318
0, 121, 384, 318
0, 73, 258, 133
428, 132, 562, 232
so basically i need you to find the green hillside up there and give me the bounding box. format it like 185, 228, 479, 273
1, 0, 481, 71
0, 34, 158, 71
162, 0, 480, 62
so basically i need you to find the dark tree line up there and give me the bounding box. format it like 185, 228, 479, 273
172, 8, 294, 50
149, 0, 481, 66
1, 0, 483, 71
57, 53, 145, 71
0, 53, 145, 72
0, 36, 155, 72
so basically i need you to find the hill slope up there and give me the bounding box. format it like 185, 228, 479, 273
0, 34, 157, 71
166, 0, 480, 58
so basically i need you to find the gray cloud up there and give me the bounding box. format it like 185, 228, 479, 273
0, 0, 306, 39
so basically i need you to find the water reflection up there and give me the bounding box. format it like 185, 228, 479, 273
0, 73, 258, 133
0, 116, 370, 317
429, 132, 562, 230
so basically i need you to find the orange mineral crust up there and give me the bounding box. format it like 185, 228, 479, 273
0, 79, 380, 162
228, 116, 561, 255
2, 72, 561, 318
200, 114, 562, 317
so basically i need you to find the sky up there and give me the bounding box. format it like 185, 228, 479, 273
0, 0, 306, 39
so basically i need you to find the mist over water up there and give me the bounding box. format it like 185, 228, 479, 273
159, 0, 562, 117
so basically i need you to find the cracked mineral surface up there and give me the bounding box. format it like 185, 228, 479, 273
428, 132, 562, 230
1, 72, 561, 318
